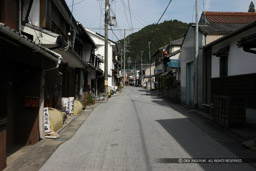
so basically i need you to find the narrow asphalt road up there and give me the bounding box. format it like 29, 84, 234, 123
40, 87, 255, 171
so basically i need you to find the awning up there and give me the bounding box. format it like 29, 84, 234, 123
168, 59, 180, 68
54, 49, 85, 68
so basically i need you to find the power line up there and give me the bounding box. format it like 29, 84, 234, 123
127, 0, 134, 30
98, 0, 104, 35
192, 0, 196, 23
129, 8, 148, 26
152, 0, 173, 42
121, 1, 148, 26
121, 0, 131, 28
68, 0, 86, 7
110, 27, 120, 41
87, 27, 142, 31
156, 0, 173, 25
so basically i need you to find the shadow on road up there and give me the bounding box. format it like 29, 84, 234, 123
156, 118, 255, 171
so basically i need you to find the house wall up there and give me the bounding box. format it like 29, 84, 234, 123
86, 30, 116, 89
182, 27, 205, 106
171, 46, 181, 53
169, 52, 180, 60
181, 25, 224, 107
206, 35, 223, 44
155, 63, 163, 74
82, 43, 93, 63
211, 27, 256, 78
0, 0, 18, 30
180, 26, 195, 104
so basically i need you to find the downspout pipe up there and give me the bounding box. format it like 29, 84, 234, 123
0, 23, 62, 66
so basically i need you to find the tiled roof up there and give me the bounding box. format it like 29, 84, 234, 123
199, 23, 246, 35
0, 23, 60, 62
202, 11, 256, 24
205, 21, 256, 48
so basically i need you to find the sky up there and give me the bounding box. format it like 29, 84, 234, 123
66, 0, 255, 41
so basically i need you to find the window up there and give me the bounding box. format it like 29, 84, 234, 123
220, 56, 228, 77
213, 46, 229, 77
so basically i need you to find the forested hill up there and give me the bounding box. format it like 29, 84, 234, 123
120, 20, 188, 65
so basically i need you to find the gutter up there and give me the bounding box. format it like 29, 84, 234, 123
0, 23, 62, 68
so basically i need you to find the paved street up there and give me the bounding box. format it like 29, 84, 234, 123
40, 87, 255, 171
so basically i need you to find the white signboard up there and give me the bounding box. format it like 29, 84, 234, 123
61, 98, 69, 113
69, 97, 74, 114
44, 107, 51, 133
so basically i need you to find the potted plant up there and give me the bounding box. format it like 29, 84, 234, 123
87, 93, 93, 105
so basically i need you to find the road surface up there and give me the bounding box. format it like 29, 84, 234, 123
40, 87, 255, 171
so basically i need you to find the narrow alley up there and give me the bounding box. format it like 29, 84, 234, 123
39, 87, 255, 171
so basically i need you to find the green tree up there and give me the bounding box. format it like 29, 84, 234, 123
248, 1, 255, 12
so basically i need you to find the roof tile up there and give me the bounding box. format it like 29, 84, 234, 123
203, 11, 256, 24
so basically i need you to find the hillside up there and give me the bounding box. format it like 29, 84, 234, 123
120, 20, 188, 68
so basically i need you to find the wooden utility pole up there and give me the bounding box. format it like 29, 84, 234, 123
149, 41, 151, 90
140, 51, 143, 86
123, 29, 126, 86
104, 0, 109, 93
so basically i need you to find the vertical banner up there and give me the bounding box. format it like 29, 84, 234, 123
44, 107, 51, 133
61, 97, 69, 113
69, 97, 74, 114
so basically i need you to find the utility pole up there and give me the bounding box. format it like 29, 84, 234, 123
140, 51, 143, 86
134, 59, 136, 86
104, 0, 109, 93
194, 0, 199, 108
123, 29, 126, 86
149, 41, 151, 90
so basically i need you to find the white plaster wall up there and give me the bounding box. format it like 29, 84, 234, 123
228, 42, 256, 76
155, 63, 163, 74
82, 43, 92, 63
145, 65, 155, 76
169, 52, 180, 60
206, 35, 223, 45
211, 27, 256, 78
86, 28, 116, 87
172, 46, 181, 52
211, 55, 220, 78
180, 26, 195, 104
